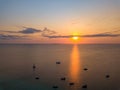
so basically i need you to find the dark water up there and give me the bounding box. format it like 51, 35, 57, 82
0, 44, 120, 90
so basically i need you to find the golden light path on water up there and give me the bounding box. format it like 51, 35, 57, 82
69, 44, 81, 88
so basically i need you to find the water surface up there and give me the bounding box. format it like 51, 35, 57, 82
0, 44, 120, 90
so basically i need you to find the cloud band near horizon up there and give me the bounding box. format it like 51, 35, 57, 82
0, 27, 120, 40
43, 33, 120, 38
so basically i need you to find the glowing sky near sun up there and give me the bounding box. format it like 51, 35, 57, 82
0, 0, 120, 44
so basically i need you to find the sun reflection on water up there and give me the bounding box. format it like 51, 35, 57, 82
69, 45, 81, 83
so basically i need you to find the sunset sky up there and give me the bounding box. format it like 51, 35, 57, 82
0, 0, 120, 44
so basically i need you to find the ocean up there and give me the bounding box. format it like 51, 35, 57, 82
0, 44, 120, 90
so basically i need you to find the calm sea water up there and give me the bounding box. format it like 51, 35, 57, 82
0, 44, 120, 90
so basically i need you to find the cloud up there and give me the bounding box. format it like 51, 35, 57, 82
0, 30, 18, 33
19, 28, 42, 34
41, 27, 57, 36
82, 33, 120, 37
36, 26, 120, 38
0, 34, 26, 40
43, 33, 120, 38
0, 27, 120, 39
0, 27, 57, 40
43, 35, 72, 38
0, 27, 42, 34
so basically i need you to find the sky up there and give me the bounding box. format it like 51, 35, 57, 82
0, 0, 120, 44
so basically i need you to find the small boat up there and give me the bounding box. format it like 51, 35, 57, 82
52, 85, 58, 88
33, 64, 36, 69
82, 84, 87, 88
106, 75, 110, 78
69, 82, 74, 86
61, 77, 66, 80
56, 61, 61, 64
83, 68, 88, 71
35, 77, 39, 80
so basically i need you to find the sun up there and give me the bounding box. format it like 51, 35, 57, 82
72, 36, 79, 40
70, 33, 80, 43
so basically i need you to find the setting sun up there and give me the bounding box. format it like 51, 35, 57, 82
72, 36, 79, 40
